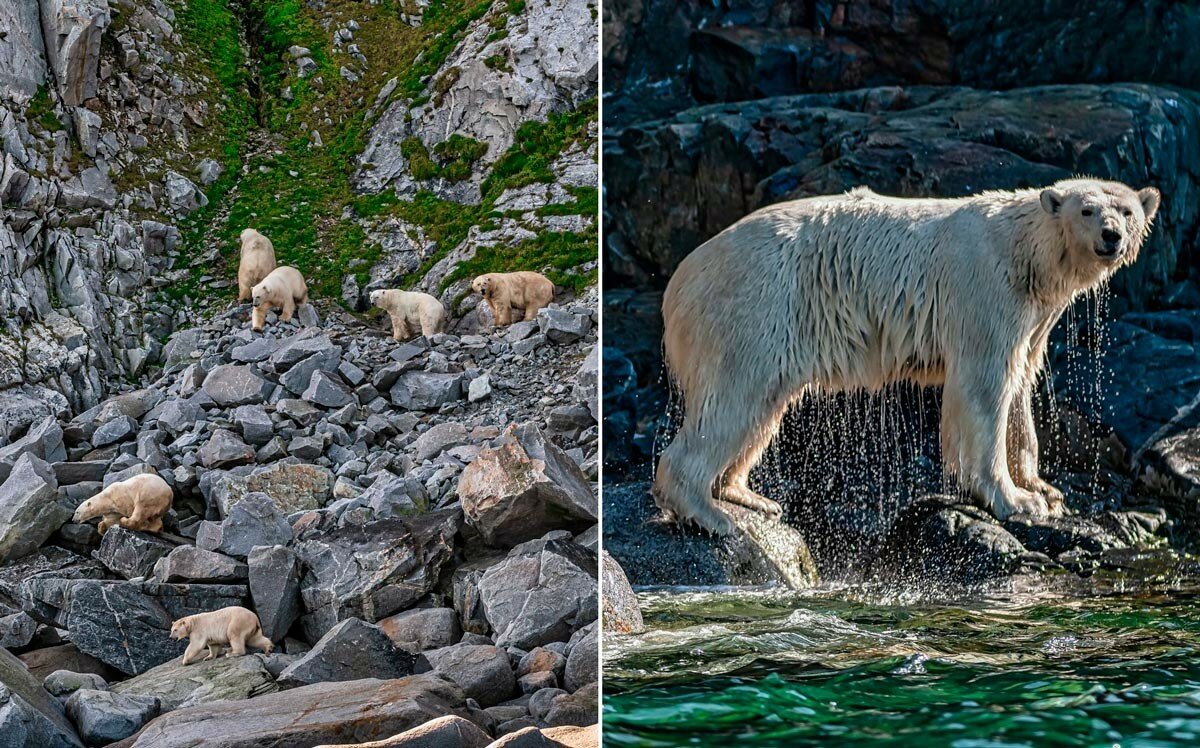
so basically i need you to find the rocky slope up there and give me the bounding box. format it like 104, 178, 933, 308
0, 301, 599, 746
0, 0, 598, 418
601, 0, 1200, 594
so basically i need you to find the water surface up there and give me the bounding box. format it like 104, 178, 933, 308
604, 580, 1200, 747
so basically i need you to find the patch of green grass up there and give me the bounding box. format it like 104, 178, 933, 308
536, 185, 598, 217
441, 227, 598, 295
26, 86, 62, 132
481, 98, 596, 198
402, 137, 439, 180
397, 0, 493, 102
483, 54, 510, 72
400, 134, 487, 183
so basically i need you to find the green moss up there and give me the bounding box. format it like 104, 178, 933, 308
536, 185, 598, 217
402, 137, 439, 180
432, 66, 460, 105
483, 54, 510, 72
397, 0, 493, 102
26, 86, 62, 132
481, 98, 596, 198
433, 134, 488, 181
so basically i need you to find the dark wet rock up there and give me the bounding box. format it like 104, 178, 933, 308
65, 689, 160, 746
459, 424, 597, 547
415, 643, 516, 707
196, 493, 293, 558
110, 674, 469, 748
154, 547, 247, 584
291, 509, 460, 639
0, 452, 69, 564
277, 618, 415, 689
600, 552, 644, 635
451, 554, 505, 636
60, 581, 183, 675
378, 607, 462, 652
0, 646, 83, 748
111, 654, 278, 712
1141, 425, 1200, 499
477, 535, 597, 650
603, 481, 819, 587
247, 545, 303, 642
94, 527, 177, 580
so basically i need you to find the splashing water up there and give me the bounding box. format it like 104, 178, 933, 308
604, 583, 1200, 747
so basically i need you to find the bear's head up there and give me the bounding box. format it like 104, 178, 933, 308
72, 493, 107, 524
1040, 179, 1160, 272
169, 617, 192, 640
251, 278, 272, 308
240, 228, 258, 243
369, 289, 389, 308
472, 275, 494, 297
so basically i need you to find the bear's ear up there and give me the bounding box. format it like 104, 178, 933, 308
1138, 187, 1160, 223
1039, 188, 1064, 215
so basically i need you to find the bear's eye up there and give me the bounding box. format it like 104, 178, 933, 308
1122, 209, 1133, 217
1081, 208, 1094, 217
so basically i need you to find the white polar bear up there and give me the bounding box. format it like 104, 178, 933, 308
237, 228, 276, 302
655, 179, 1160, 535
251, 266, 309, 331
369, 288, 447, 340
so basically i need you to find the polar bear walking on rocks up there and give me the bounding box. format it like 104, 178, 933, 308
370, 288, 447, 340
655, 179, 1160, 535
72, 473, 174, 535
472, 271, 555, 327
237, 228, 277, 302
170, 606, 273, 665
251, 265, 309, 331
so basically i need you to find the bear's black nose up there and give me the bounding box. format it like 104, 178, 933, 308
1101, 228, 1121, 244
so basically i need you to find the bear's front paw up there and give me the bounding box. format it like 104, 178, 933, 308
992, 487, 1049, 520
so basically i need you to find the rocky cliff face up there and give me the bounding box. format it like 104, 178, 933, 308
0, 0, 598, 434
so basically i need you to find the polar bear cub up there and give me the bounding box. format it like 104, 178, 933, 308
237, 228, 276, 302
655, 179, 1160, 535
369, 288, 447, 340
170, 606, 274, 665
251, 266, 309, 331
72, 473, 174, 535
471, 271, 555, 327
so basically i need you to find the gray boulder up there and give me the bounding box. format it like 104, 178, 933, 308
154, 547, 247, 584
198, 430, 255, 469
91, 416, 138, 447
563, 623, 597, 692
197, 493, 293, 558
477, 536, 597, 650
458, 424, 596, 547
94, 527, 177, 580
65, 689, 160, 746
389, 372, 465, 411
600, 551, 644, 635
247, 545, 303, 642
0, 453, 69, 564
302, 371, 354, 408
277, 618, 415, 689
0, 611, 38, 649
210, 463, 333, 515
411, 423, 468, 463
231, 405, 273, 446
63, 582, 184, 675
0, 646, 82, 748
378, 607, 462, 652
537, 308, 591, 344
44, 671, 108, 700
108, 674, 468, 748
0, 418, 67, 479
163, 171, 208, 215
111, 654, 279, 712
202, 365, 273, 407
415, 643, 515, 707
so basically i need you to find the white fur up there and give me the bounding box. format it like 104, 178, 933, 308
655, 179, 1160, 534
369, 288, 446, 340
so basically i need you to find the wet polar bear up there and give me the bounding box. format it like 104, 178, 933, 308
170, 606, 273, 665
72, 473, 174, 535
370, 288, 446, 340
251, 266, 309, 331
237, 228, 276, 302
656, 179, 1160, 535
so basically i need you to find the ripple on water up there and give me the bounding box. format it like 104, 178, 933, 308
603, 584, 1200, 747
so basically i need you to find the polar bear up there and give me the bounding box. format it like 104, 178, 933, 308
472, 271, 555, 326
251, 266, 309, 331
369, 288, 447, 340
72, 473, 174, 535
655, 179, 1160, 535
237, 228, 277, 302
169, 606, 274, 665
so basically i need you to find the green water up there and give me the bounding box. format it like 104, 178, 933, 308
603, 583, 1200, 747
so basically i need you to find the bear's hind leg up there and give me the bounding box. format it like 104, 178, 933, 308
238, 282, 250, 302
205, 643, 224, 661
523, 305, 539, 322
280, 298, 296, 322
718, 393, 792, 518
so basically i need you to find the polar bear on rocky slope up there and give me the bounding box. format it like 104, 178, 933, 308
370, 288, 447, 340
472, 271, 555, 327
655, 178, 1160, 535
251, 266, 309, 331
72, 472, 174, 535
237, 228, 276, 302
170, 606, 273, 665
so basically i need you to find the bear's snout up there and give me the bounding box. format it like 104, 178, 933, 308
1098, 227, 1123, 258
